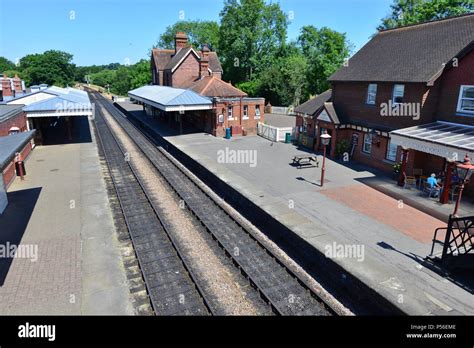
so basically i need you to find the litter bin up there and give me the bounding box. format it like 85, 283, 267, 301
285, 132, 291, 144
225, 127, 231, 139
15, 161, 26, 176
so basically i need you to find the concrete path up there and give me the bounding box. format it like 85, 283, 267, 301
119, 103, 473, 315
0, 119, 134, 314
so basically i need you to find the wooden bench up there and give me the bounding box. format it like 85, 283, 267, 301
292, 155, 319, 169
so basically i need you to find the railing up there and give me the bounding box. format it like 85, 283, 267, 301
257, 122, 294, 142
430, 215, 474, 269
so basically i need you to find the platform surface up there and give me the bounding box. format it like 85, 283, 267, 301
0, 119, 134, 314
120, 102, 474, 315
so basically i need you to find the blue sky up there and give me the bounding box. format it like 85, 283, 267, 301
0, 0, 393, 66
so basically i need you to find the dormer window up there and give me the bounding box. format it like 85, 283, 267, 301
366, 84, 377, 105
457, 85, 474, 114
392, 84, 405, 104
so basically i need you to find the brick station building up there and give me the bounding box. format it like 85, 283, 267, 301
0, 104, 33, 188
295, 14, 474, 200
146, 32, 264, 137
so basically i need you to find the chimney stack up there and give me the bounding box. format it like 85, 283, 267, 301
13, 74, 22, 93
1, 74, 12, 97
200, 44, 210, 78
174, 32, 188, 53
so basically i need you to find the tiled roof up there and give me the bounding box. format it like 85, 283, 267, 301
188, 76, 247, 98
294, 89, 332, 116
329, 13, 474, 83
152, 47, 223, 73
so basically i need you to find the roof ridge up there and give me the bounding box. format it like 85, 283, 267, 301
200, 76, 214, 94
379, 12, 474, 33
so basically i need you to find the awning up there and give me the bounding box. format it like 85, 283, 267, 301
128, 85, 213, 112
390, 121, 474, 160
0, 130, 36, 171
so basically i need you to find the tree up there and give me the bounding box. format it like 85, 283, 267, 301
298, 26, 352, 94
129, 59, 151, 90
0, 57, 16, 74
219, 0, 288, 83
156, 20, 220, 51
258, 53, 308, 106
19, 50, 76, 86
378, 0, 473, 30
111, 66, 131, 95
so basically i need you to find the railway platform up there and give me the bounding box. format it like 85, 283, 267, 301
0, 118, 134, 314
118, 101, 474, 315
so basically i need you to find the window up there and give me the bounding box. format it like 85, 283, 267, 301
227, 105, 233, 119
386, 138, 397, 161
255, 105, 261, 119
457, 85, 474, 114
366, 84, 377, 105
392, 84, 405, 104
243, 105, 248, 119
363, 133, 372, 154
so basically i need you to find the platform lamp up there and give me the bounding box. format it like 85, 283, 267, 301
320, 131, 332, 187
452, 154, 474, 217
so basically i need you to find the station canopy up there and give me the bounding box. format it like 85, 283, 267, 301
390, 121, 474, 160
128, 85, 213, 112
7, 86, 92, 118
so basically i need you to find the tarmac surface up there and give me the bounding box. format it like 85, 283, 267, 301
120, 102, 474, 315
0, 117, 134, 314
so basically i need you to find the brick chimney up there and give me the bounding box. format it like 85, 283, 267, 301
199, 56, 209, 79
13, 74, 22, 93
175, 32, 188, 53
1, 74, 12, 97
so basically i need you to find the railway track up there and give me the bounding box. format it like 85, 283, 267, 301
90, 90, 335, 316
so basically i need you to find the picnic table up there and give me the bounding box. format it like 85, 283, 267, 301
292, 155, 319, 169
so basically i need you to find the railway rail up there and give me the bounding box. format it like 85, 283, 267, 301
90, 90, 336, 316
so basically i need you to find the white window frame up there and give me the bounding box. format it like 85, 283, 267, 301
243, 105, 249, 119
392, 84, 405, 104
366, 83, 377, 105
386, 138, 397, 162
255, 105, 261, 119
362, 133, 372, 154
457, 85, 474, 114
227, 105, 233, 120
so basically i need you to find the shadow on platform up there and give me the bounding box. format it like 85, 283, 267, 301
0, 187, 42, 286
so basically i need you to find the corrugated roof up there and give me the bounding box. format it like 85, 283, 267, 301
12, 86, 91, 112
128, 85, 212, 106
329, 14, 474, 83
0, 130, 35, 171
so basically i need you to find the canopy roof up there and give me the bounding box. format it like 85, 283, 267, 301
0, 130, 35, 171
128, 85, 213, 112
390, 121, 474, 160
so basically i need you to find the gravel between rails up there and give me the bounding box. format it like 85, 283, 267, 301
98, 101, 270, 315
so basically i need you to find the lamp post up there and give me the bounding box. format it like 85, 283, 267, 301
320, 132, 332, 187
452, 154, 474, 217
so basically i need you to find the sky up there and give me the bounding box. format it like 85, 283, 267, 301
0, 0, 394, 66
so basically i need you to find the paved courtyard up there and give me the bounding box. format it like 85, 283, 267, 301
0, 119, 134, 314
120, 103, 474, 315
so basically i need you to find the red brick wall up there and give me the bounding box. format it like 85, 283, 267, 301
171, 53, 200, 88
336, 129, 397, 172
332, 81, 437, 130
2, 141, 32, 188
0, 111, 28, 136
213, 99, 265, 137
435, 49, 474, 125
